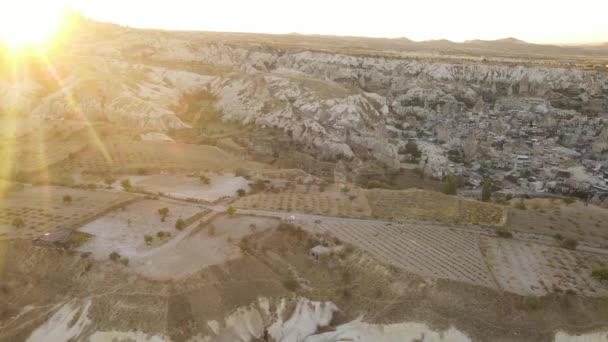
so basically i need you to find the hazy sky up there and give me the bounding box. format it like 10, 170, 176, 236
68, 0, 606, 44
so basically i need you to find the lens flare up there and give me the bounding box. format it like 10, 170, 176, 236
0, 1, 66, 49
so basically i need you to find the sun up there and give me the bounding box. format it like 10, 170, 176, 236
0, 2, 67, 49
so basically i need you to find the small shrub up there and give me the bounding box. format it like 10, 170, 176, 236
282, 278, 300, 291
207, 224, 216, 236
156, 231, 166, 238
175, 218, 186, 231
12, 217, 25, 229
441, 175, 459, 195
553, 233, 564, 241
104, 176, 116, 188
520, 295, 541, 311
560, 239, 578, 250
340, 288, 352, 299
158, 207, 169, 222
341, 186, 351, 193
109, 251, 121, 261
481, 178, 493, 202
505, 194, 513, 201
237, 189, 246, 197
144, 235, 153, 244
63, 195, 72, 204
200, 175, 211, 184
562, 197, 576, 206
496, 229, 513, 238
120, 257, 129, 266
514, 198, 526, 210
226, 206, 237, 216
591, 268, 608, 282
121, 179, 132, 190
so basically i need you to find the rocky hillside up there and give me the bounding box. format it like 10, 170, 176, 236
1, 20, 607, 168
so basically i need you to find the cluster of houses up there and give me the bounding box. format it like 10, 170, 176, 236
394, 97, 608, 202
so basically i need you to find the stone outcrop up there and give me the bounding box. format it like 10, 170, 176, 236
6, 24, 607, 169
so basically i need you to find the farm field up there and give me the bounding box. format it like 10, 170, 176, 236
0, 118, 86, 141
308, 220, 496, 288
55, 136, 264, 175
131, 174, 249, 202
133, 215, 279, 280
77, 198, 207, 260
0, 185, 136, 240
366, 189, 506, 226
481, 236, 608, 296
507, 198, 608, 246
0, 123, 90, 176
234, 190, 372, 218
301, 218, 608, 296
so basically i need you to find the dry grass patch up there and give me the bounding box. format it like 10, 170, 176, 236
366, 189, 506, 226
234, 190, 372, 218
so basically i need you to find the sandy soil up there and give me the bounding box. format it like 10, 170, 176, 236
77, 198, 204, 261
132, 174, 249, 202
134, 215, 279, 280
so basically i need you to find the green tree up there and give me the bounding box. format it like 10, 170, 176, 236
442, 175, 458, 195
560, 238, 578, 250
158, 207, 170, 222
405, 140, 421, 158
496, 229, 513, 238
175, 218, 186, 231
563, 197, 576, 206
481, 178, 492, 202
591, 268, 608, 282
104, 176, 116, 188
109, 251, 121, 261
12, 217, 25, 229
121, 179, 132, 190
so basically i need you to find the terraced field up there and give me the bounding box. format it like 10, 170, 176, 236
55, 137, 255, 174
302, 218, 608, 296
1, 125, 90, 174
235, 190, 372, 218
0, 186, 136, 240
311, 220, 496, 288
481, 236, 608, 296
366, 189, 506, 226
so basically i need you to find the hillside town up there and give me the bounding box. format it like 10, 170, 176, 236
391, 96, 608, 202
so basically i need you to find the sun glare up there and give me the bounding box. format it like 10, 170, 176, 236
0, 2, 66, 49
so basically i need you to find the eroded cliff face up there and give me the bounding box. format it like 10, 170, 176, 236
5, 27, 608, 167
